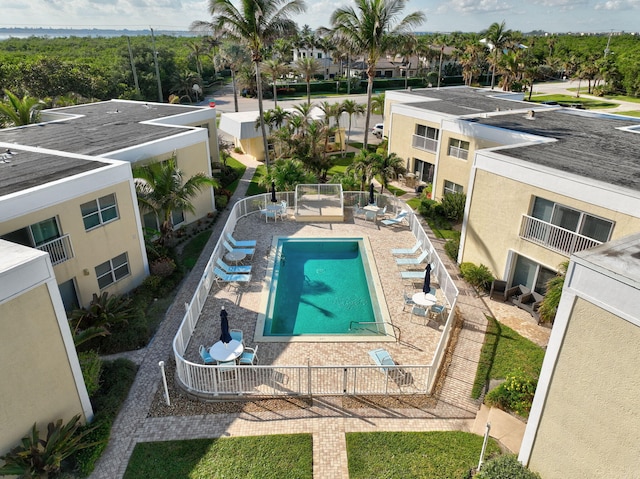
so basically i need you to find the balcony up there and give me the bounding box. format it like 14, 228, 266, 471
448, 145, 469, 160
519, 215, 602, 256
411, 135, 438, 153
37, 234, 74, 265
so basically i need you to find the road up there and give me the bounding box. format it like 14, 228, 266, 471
532, 80, 639, 113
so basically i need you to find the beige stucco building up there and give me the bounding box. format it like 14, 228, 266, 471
0, 240, 93, 456
0, 100, 219, 309
519, 233, 640, 477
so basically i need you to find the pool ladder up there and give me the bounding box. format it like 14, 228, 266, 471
348, 321, 401, 342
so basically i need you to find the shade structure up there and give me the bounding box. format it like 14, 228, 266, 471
423, 263, 432, 294
270, 181, 277, 203
369, 183, 375, 204
220, 306, 232, 344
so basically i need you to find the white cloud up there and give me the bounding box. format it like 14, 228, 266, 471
437, 0, 513, 14
595, 0, 639, 9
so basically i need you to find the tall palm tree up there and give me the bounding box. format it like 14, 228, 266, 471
328, 0, 425, 149
433, 33, 449, 89
263, 59, 289, 107
341, 99, 365, 156
133, 157, 220, 246
346, 148, 377, 190
192, 0, 306, 168
215, 41, 251, 112
294, 57, 320, 105
370, 151, 404, 194
0, 89, 44, 127
483, 21, 513, 90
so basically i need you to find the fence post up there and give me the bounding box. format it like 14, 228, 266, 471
307, 358, 312, 397
159, 361, 170, 406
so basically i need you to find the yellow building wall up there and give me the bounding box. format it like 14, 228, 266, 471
0, 181, 146, 307
389, 113, 438, 173
461, 169, 640, 277
528, 298, 640, 478
0, 285, 86, 454
239, 137, 266, 162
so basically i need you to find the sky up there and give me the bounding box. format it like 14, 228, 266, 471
1, 0, 638, 34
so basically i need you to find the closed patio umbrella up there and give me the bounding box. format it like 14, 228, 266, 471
271, 181, 277, 203
369, 183, 375, 204
423, 263, 432, 295
220, 306, 232, 344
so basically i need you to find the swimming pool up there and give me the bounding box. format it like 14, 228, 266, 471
256, 237, 393, 342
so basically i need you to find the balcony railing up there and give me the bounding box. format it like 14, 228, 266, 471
520, 215, 602, 256
411, 134, 438, 153
37, 234, 73, 265
448, 145, 469, 160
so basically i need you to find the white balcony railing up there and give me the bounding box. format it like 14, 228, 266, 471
411, 135, 438, 153
520, 215, 602, 256
36, 234, 73, 265
448, 145, 469, 160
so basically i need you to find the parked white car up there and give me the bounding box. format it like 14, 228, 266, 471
371, 123, 384, 139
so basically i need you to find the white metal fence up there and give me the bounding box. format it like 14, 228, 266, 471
172, 189, 459, 398
37, 234, 73, 265
520, 215, 602, 256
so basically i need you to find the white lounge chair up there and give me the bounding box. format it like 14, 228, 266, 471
216, 257, 252, 274
225, 232, 256, 248
223, 240, 254, 256
400, 270, 427, 279
213, 266, 251, 285
392, 240, 421, 255
382, 211, 409, 226
396, 250, 429, 266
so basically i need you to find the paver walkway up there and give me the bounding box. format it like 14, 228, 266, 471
91, 153, 548, 478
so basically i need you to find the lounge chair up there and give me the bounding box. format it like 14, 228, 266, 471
199, 345, 215, 364
368, 349, 407, 384
382, 211, 409, 226
223, 240, 254, 257
395, 250, 429, 266
213, 266, 251, 285
239, 345, 259, 365
400, 270, 427, 279
391, 240, 421, 255
216, 257, 252, 274
225, 232, 256, 248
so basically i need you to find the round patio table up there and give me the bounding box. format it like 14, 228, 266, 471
209, 339, 244, 362
412, 292, 437, 307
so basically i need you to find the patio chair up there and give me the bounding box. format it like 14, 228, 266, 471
216, 257, 252, 274
213, 266, 252, 285
239, 345, 259, 365
381, 211, 409, 226
365, 209, 377, 222
402, 290, 415, 311
391, 240, 421, 255
217, 359, 236, 377
368, 349, 407, 384
260, 207, 279, 222
223, 240, 254, 257
489, 280, 508, 301
376, 205, 388, 218
429, 303, 447, 322
229, 329, 243, 343
279, 201, 288, 219
199, 345, 215, 364
400, 270, 427, 279
354, 203, 365, 217
396, 250, 429, 266
225, 232, 256, 248
410, 305, 428, 325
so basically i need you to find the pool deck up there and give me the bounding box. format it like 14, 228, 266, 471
91, 152, 551, 479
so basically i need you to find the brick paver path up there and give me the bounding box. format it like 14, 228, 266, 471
91, 154, 523, 479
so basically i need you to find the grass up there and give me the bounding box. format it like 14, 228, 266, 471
616, 110, 640, 117
472, 317, 546, 399
179, 229, 213, 270
527, 94, 617, 109
602, 93, 640, 103
124, 434, 313, 479
347, 431, 501, 479
326, 152, 355, 176
246, 164, 268, 196
223, 156, 247, 194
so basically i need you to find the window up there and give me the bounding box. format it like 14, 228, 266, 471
443, 180, 463, 196
448, 138, 470, 160
317, 52, 322, 59
511, 253, 556, 294
413, 125, 439, 152
2, 217, 61, 247
531, 197, 613, 243
95, 253, 130, 289
81, 194, 118, 230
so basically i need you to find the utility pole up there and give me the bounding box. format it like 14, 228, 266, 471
604, 30, 613, 58
150, 27, 163, 102
126, 36, 140, 96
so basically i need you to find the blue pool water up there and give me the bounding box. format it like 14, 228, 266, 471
263, 238, 382, 336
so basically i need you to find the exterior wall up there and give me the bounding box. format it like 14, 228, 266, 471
239, 137, 267, 162
174, 142, 216, 222
461, 168, 640, 279
526, 298, 640, 478
387, 112, 439, 173
0, 243, 91, 455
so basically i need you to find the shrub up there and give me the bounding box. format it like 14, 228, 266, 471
78, 350, 102, 397
475, 454, 541, 478
460, 262, 495, 291
149, 257, 176, 277
485, 370, 537, 418
444, 237, 460, 261
234, 146, 243, 154
418, 198, 445, 219
441, 192, 466, 221
215, 194, 229, 209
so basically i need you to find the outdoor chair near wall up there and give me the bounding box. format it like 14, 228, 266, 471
403, 290, 416, 311
239, 345, 259, 365
229, 329, 243, 344
396, 250, 429, 266
217, 360, 236, 377
376, 205, 388, 218
410, 306, 428, 325
354, 203, 365, 217
365, 210, 377, 222
216, 257, 252, 274
391, 240, 421, 255
506, 284, 530, 302
429, 304, 447, 322
381, 211, 409, 227
213, 266, 252, 286
223, 240, 254, 257
199, 345, 215, 364
225, 232, 256, 248
279, 201, 288, 219
260, 207, 279, 222
489, 280, 508, 301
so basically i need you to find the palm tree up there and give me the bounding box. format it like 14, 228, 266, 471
215, 41, 251, 112
341, 99, 365, 156
262, 158, 316, 191
433, 33, 449, 89
483, 21, 513, 90
133, 157, 220, 246
263, 59, 289, 107
538, 261, 568, 324
192, 0, 306, 168
346, 148, 377, 190
370, 151, 404, 193
371, 92, 385, 119
328, 0, 425, 149
294, 57, 320, 105
0, 89, 44, 127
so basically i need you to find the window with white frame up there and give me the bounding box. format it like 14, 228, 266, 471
81, 194, 119, 230
448, 138, 470, 160
531, 197, 613, 243
443, 180, 463, 196
412, 124, 439, 152
95, 253, 130, 289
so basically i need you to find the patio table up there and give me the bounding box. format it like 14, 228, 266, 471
412, 292, 437, 307
209, 339, 244, 362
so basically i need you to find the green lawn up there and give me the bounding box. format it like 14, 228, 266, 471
472, 317, 546, 398
245, 164, 268, 196
527, 94, 617, 109
347, 431, 500, 479
179, 229, 213, 270
326, 152, 355, 176
223, 156, 247, 194
124, 434, 313, 479
616, 110, 640, 117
